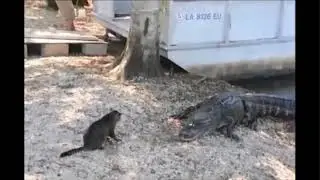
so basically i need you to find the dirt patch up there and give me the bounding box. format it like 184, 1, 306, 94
24, 3, 295, 180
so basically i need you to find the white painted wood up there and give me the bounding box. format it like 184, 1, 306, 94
168, 1, 226, 45
282, 1, 295, 37
24, 28, 99, 41
228, 1, 281, 41
24, 38, 106, 44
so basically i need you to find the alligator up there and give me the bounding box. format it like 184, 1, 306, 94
169, 92, 295, 142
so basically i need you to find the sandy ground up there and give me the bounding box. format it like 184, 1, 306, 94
24, 2, 295, 180
25, 0, 105, 36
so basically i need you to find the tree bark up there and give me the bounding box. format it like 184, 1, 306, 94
109, 0, 164, 81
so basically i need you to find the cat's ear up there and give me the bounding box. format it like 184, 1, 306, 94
110, 107, 114, 112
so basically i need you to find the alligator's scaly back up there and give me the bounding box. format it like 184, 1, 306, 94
240, 93, 295, 120
178, 92, 246, 142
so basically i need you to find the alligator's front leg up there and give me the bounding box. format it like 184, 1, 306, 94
243, 112, 259, 131
249, 120, 258, 131
217, 117, 241, 142
217, 126, 241, 142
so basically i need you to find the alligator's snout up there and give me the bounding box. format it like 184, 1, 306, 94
178, 131, 196, 142
178, 112, 211, 142
178, 127, 206, 142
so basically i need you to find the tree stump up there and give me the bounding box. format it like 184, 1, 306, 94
108, 5, 164, 81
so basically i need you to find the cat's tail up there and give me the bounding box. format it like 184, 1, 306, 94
60, 147, 84, 158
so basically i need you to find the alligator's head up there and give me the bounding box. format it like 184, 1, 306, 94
178, 111, 213, 142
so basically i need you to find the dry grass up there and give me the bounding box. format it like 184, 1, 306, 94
24, 3, 295, 180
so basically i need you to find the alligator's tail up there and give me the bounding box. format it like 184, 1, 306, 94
60, 147, 84, 158
241, 93, 295, 120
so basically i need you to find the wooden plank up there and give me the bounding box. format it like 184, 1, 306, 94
41, 44, 69, 57
24, 36, 108, 56
95, 16, 130, 38
24, 37, 107, 44
24, 28, 100, 41
82, 43, 108, 56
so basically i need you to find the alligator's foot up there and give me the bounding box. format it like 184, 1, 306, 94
230, 134, 241, 142
222, 131, 242, 142
249, 118, 266, 131
249, 121, 258, 131
217, 127, 242, 142
225, 117, 242, 142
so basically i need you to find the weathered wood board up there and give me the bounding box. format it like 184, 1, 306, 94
24, 28, 100, 41
24, 28, 108, 57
